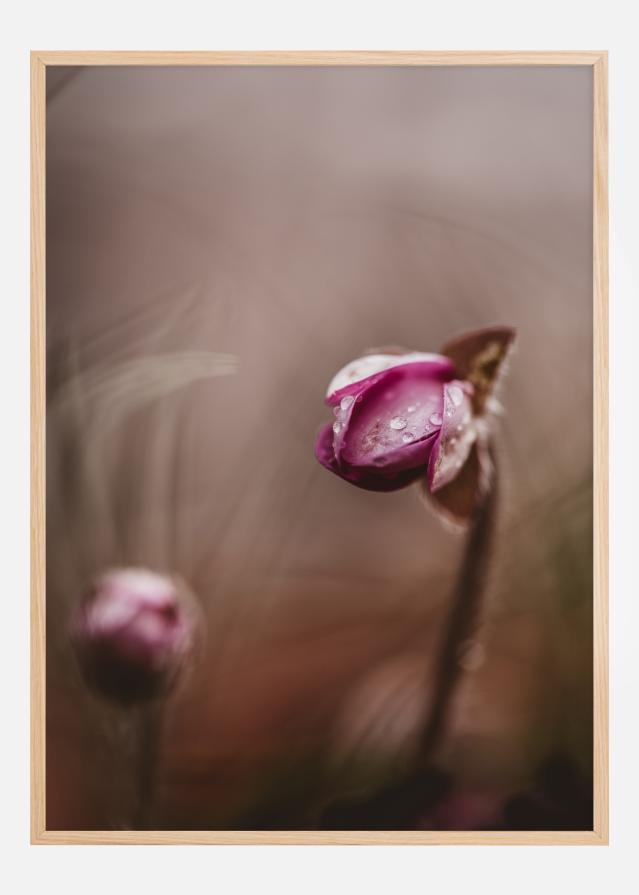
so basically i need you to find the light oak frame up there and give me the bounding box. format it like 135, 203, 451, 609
30, 50, 608, 845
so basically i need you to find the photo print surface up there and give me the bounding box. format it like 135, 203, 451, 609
45, 64, 594, 832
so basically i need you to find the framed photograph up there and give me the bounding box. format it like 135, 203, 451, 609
31, 51, 608, 845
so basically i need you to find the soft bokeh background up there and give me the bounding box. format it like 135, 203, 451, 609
45, 65, 593, 830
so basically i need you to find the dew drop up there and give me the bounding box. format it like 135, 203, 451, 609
402, 431, 415, 444
407, 404, 418, 413
449, 385, 464, 407
429, 412, 443, 427
333, 421, 342, 435
340, 395, 355, 412
390, 416, 408, 430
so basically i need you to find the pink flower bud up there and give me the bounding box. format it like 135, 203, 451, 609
315, 327, 515, 523
71, 568, 199, 705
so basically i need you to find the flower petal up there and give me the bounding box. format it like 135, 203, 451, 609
326, 352, 454, 406
339, 363, 448, 471
314, 422, 430, 492
424, 440, 493, 525
427, 380, 476, 493
342, 465, 428, 492
440, 326, 516, 414
315, 423, 341, 475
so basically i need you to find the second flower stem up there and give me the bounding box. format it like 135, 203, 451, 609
132, 701, 164, 830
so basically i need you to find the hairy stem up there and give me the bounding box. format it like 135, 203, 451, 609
418, 444, 499, 760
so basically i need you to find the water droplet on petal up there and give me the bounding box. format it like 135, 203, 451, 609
390, 416, 408, 430
407, 404, 418, 413
450, 385, 464, 407
429, 412, 443, 427
340, 395, 355, 412
333, 421, 342, 435
402, 431, 415, 444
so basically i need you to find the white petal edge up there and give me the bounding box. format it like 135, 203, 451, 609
326, 352, 450, 399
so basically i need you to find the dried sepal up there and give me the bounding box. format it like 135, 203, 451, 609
440, 326, 516, 415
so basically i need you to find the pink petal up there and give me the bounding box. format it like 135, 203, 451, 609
326, 352, 454, 406
423, 440, 493, 525
339, 363, 448, 471
314, 422, 425, 491
427, 380, 477, 493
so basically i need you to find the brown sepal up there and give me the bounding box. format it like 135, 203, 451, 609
440, 326, 516, 414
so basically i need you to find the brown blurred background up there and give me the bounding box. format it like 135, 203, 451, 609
45, 65, 593, 830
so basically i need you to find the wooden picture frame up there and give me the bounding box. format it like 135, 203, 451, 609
31, 50, 608, 845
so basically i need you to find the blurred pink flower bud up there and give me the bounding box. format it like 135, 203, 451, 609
71, 568, 199, 705
315, 327, 515, 522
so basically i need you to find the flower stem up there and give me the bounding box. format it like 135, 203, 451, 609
132, 702, 164, 830
418, 443, 499, 760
